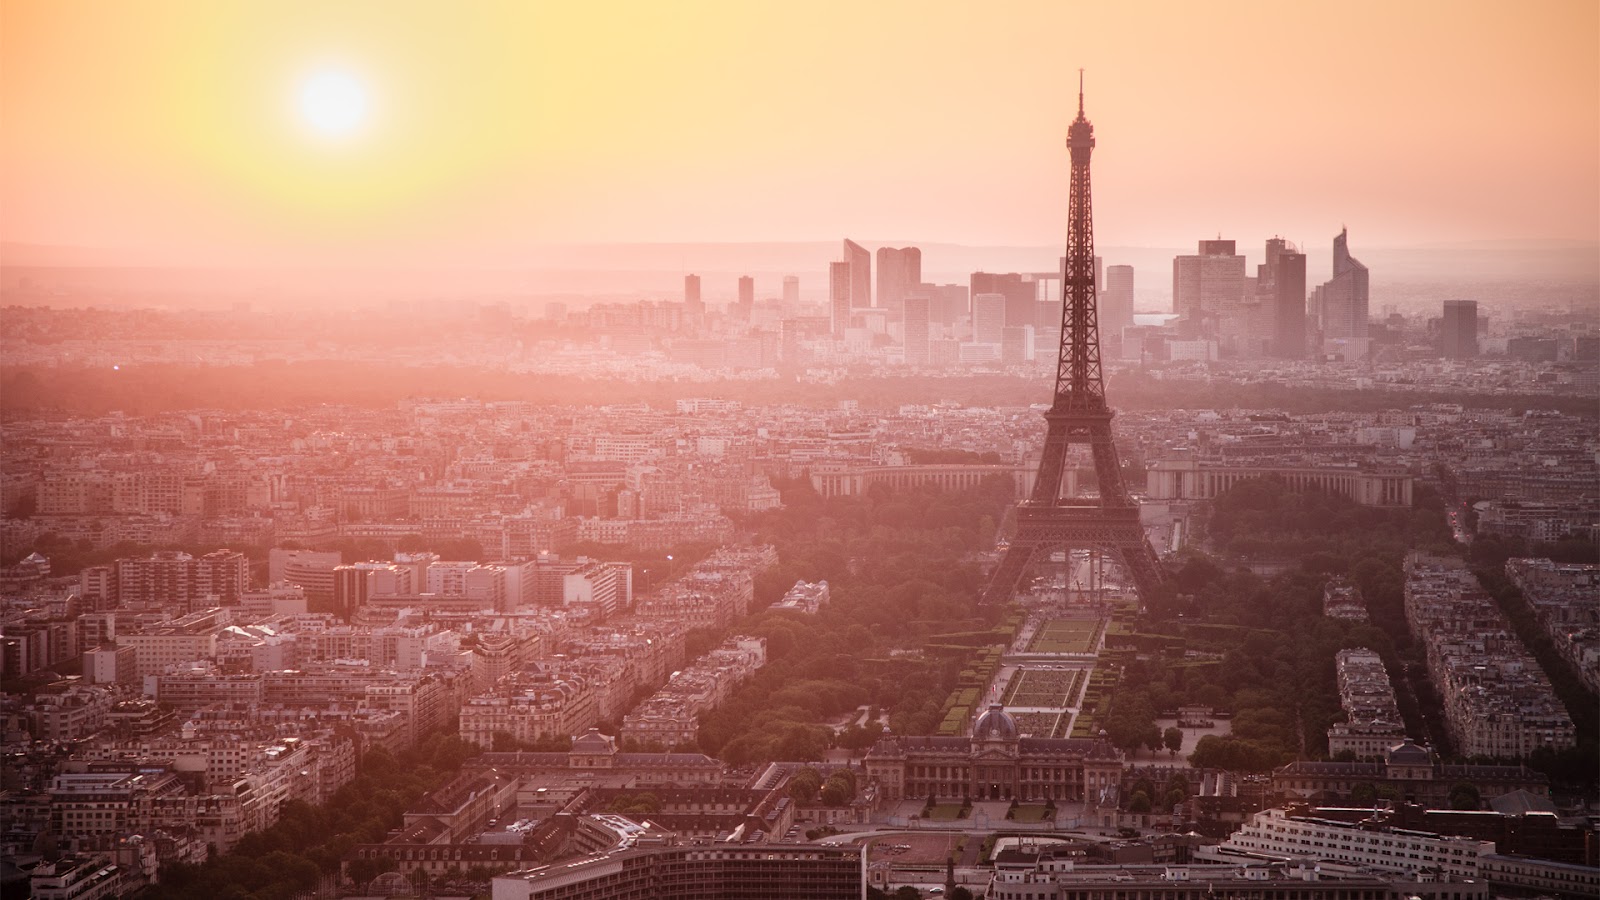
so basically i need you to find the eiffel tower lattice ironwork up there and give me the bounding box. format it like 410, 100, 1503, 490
980, 79, 1165, 605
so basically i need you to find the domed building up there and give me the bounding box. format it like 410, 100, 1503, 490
972, 704, 1021, 741
865, 704, 1123, 804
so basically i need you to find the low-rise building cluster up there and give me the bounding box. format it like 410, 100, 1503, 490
621, 636, 767, 749
1403, 553, 1576, 758
1326, 648, 1405, 759
1322, 579, 1368, 621
771, 579, 829, 615
1504, 557, 1600, 694
1, 530, 782, 890
1217, 805, 1492, 878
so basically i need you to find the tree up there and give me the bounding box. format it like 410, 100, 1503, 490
1163, 726, 1183, 756
838, 720, 886, 750
1128, 791, 1152, 814
1448, 782, 1481, 811
821, 770, 856, 806
346, 856, 392, 887
608, 791, 662, 817
788, 767, 822, 803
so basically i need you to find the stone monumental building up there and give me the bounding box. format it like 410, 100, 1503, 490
865, 705, 1124, 804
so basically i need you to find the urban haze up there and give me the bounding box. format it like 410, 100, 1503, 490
1, 3, 1596, 900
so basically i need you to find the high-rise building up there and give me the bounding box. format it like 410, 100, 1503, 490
972, 292, 1006, 344
828, 261, 851, 336
684, 274, 701, 307
730, 276, 754, 322
913, 282, 968, 326
1172, 239, 1246, 337
1001, 325, 1032, 365
903, 297, 931, 367
781, 275, 799, 306
1259, 239, 1307, 359
875, 245, 921, 319
842, 239, 871, 309
1441, 300, 1478, 358
1102, 264, 1135, 337
971, 271, 1037, 329
1313, 228, 1370, 353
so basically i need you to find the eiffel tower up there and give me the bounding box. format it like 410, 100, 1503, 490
980, 78, 1165, 605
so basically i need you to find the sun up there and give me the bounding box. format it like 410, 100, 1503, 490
296, 68, 369, 139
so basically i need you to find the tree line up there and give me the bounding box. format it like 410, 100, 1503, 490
691, 477, 1016, 764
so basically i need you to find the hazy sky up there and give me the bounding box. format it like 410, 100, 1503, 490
2, 0, 1596, 267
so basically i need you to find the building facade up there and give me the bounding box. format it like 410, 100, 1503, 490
1145, 460, 1414, 507
1172, 239, 1246, 338
1312, 228, 1370, 357
1272, 739, 1549, 807
1219, 806, 1493, 878
865, 705, 1124, 803
875, 245, 920, 319
1442, 300, 1479, 358
492, 844, 864, 900
842, 238, 871, 310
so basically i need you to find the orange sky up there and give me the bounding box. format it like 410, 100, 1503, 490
2, 0, 1596, 267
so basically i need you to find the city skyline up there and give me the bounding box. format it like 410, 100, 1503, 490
3, 4, 1597, 895
2, 0, 1596, 273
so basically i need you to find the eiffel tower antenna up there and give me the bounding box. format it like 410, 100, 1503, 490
980, 82, 1166, 605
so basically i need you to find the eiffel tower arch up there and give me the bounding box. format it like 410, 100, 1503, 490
981, 79, 1165, 606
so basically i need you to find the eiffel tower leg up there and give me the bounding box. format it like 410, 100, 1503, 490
1031, 422, 1073, 504
982, 542, 1039, 606
1109, 542, 1164, 602
1087, 426, 1133, 506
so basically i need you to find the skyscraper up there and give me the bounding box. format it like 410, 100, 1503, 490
1259, 239, 1307, 359
1172, 240, 1246, 337
1001, 325, 1032, 365
1441, 300, 1478, 358
971, 271, 1037, 329
903, 297, 931, 367
828, 261, 851, 336
782, 275, 799, 306
972, 293, 1006, 344
684, 274, 701, 307
912, 282, 968, 326
876, 246, 921, 319
730, 275, 755, 321
842, 239, 871, 309
1313, 228, 1370, 356
1102, 265, 1135, 337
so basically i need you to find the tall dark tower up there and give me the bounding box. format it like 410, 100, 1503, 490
981, 78, 1165, 605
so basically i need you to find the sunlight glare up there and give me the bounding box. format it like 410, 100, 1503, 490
296, 69, 369, 140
